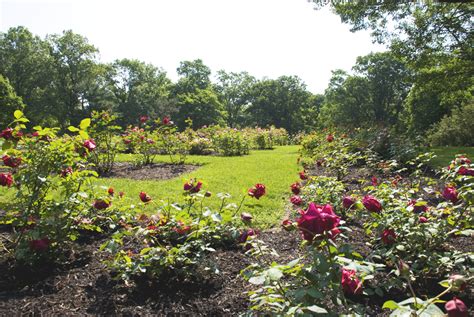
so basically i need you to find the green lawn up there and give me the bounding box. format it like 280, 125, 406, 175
101, 145, 301, 227
423, 146, 474, 168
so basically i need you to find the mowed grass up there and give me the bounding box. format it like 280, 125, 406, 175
423, 146, 474, 168
101, 145, 301, 227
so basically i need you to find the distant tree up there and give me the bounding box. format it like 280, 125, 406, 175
0, 74, 25, 126
173, 59, 224, 129
215, 70, 256, 127
106, 59, 173, 126
246, 76, 313, 134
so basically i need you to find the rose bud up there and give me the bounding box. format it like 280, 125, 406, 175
445, 297, 468, 317
362, 195, 382, 213
108, 187, 114, 196
139, 115, 149, 123
290, 182, 301, 195
118, 191, 125, 198
449, 275, 467, 292
93, 199, 111, 210
299, 171, 307, 180
139, 191, 151, 203
342, 196, 357, 209
281, 219, 294, 231
290, 195, 303, 206
205, 191, 212, 197
371, 176, 378, 186
241, 212, 253, 224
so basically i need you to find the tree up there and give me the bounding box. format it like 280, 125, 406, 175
215, 70, 256, 127
0, 74, 25, 127
106, 59, 173, 126
246, 76, 313, 134
174, 59, 212, 94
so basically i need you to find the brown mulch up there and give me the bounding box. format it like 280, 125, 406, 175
102, 162, 200, 180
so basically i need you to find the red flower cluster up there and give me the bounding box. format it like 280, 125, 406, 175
443, 186, 458, 203
139, 191, 152, 203
29, 238, 50, 252
184, 179, 203, 193
381, 228, 396, 245
0, 173, 13, 187
290, 182, 301, 195
83, 139, 96, 151
290, 195, 302, 206
341, 268, 362, 295
326, 134, 334, 142
248, 183, 266, 199
93, 199, 111, 210
0, 128, 14, 140
296, 203, 340, 241
2, 155, 22, 168
362, 195, 382, 213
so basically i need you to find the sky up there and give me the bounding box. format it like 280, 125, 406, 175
0, 0, 385, 94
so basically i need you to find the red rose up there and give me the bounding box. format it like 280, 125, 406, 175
239, 228, 258, 244
123, 139, 131, 145
290, 195, 303, 206
162, 116, 171, 125
408, 200, 428, 213
362, 195, 382, 213
458, 166, 474, 176
2, 155, 22, 168
341, 268, 362, 295
419, 216, 428, 223
342, 196, 357, 209
299, 171, 307, 180
93, 199, 111, 210
139, 191, 151, 203
173, 221, 191, 235
29, 238, 50, 252
0, 173, 13, 187
281, 219, 294, 231
371, 176, 378, 186
0, 128, 13, 140
139, 115, 149, 123
184, 180, 203, 193
60, 167, 73, 177
296, 203, 340, 241
290, 182, 301, 195
326, 134, 334, 142
445, 297, 468, 317
443, 186, 458, 203
108, 187, 114, 196
248, 183, 266, 199
381, 228, 396, 245
83, 139, 96, 151
119, 191, 125, 198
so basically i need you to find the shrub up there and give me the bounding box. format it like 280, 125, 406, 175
212, 128, 250, 156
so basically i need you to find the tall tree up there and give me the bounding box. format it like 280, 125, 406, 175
0, 74, 25, 126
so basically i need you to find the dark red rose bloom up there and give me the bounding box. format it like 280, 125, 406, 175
342, 196, 357, 209
290, 182, 301, 195
93, 199, 111, 210
299, 171, 307, 180
83, 139, 96, 151
341, 268, 362, 295
248, 183, 266, 199
139, 191, 151, 203
362, 195, 382, 213
381, 228, 396, 245
162, 116, 171, 125
326, 134, 334, 142
443, 186, 458, 203
184, 180, 203, 193
0, 173, 13, 187
408, 199, 428, 213
32, 131, 40, 137
241, 212, 253, 224
458, 166, 474, 176
296, 203, 340, 241
139, 115, 149, 123
60, 167, 73, 177
445, 297, 468, 317
204, 191, 212, 197
29, 238, 50, 252
108, 187, 114, 196
0, 128, 14, 140
173, 221, 191, 235
281, 219, 294, 231
290, 195, 303, 206
2, 155, 22, 168
371, 176, 378, 186
419, 216, 428, 223
123, 138, 131, 144
239, 228, 258, 244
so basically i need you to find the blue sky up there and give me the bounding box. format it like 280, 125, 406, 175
0, 0, 384, 93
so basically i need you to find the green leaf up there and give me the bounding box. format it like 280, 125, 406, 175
248, 275, 265, 285
13, 110, 23, 119
383, 300, 400, 310
305, 305, 328, 314
68, 126, 80, 132
79, 130, 89, 139
80, 118, 91, 130
267, 267, 283, 281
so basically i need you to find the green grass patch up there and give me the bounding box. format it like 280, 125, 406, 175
104, 145, 301, 227
422, 146, 474, 168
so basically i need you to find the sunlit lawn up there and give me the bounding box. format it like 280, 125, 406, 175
423, 146, 474, 168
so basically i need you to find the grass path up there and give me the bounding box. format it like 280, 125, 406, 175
422, 146, 474, 168
104, 145, 301, 227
